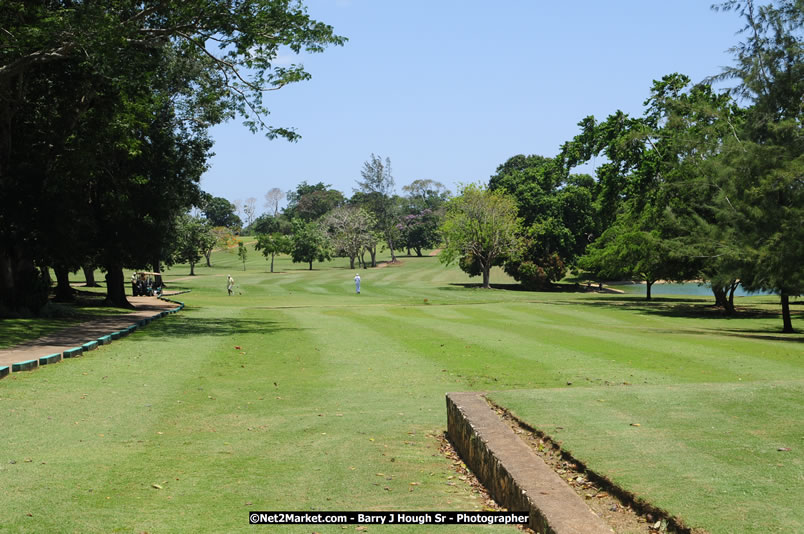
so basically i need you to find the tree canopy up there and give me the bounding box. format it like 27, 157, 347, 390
439, 184, 521, 289
0, 1, 344, 311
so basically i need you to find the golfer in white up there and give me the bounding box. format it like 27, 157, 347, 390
354, 273, 361, 294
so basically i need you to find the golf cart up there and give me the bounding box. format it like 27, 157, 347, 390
132, 271, 162, 297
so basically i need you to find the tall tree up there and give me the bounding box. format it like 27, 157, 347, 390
174, 215, 214, 276
243, 197, 258, 229
356, 154, 399, 263
439, 184, 521, 288
324, 206, 377, 269
264, 187, 284, 217
289, 219, 331, 270
202, 195, 243, 229
397, 210, 441, 257
237, 242, 248, 271
285, 181, 343, 221
0, 1, 344, 312
708, 0, 804, 332
401, 179, 450, 212
255, 232, 291, 273
489, 155, 596, 288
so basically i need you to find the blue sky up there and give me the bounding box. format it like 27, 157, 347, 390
201, 0, 744, 215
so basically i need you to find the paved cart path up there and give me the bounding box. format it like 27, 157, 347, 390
0, 297, 178, 367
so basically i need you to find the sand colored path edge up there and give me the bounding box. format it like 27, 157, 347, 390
0, 297, 178, 367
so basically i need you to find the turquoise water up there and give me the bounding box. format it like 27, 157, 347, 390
614, 282, 775, 297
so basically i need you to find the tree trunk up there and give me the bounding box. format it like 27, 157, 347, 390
82, 264, 99, 287
152, 258, 163, 287
482, 267, 491, 288
387, 238, 397, 263
415, 247, 422, 257
781, 293, 794, 333
204, 251, 212, 267
369, 245, 377, 267
308, 260, 313, 270
270, 252, 275, 273
54, 266, 74, 302
646, 280, 653, 300
349, 256, 355, 269
0, 250, 49, 313
189, 261, 195, 276
104, 265, 132, 309
712, 285, 727, 307
727, 282, 737, 315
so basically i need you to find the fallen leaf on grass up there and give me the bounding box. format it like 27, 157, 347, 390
151, 484, 162, 490
630, 423, 641, 427
777, 447, 792, 452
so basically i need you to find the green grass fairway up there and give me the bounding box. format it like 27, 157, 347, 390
490, 382, 803, 534
1, 247, 801, 533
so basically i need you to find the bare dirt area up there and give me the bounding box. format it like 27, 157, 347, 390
373, 260, 404, 269
487, 399, 706, 534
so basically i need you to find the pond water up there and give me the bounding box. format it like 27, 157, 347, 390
614, 282, 775, 297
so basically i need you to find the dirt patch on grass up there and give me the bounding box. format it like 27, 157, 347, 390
373, 260, 404, 269
487, 399, 708, 534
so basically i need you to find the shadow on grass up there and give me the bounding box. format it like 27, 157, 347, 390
140, 315, 303, 338
576, 295, 803, 341
712, 330, 803, 343
0, 319, 78, 348
443, 282, 615, 293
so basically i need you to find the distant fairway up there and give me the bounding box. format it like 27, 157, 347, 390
1, 246, 801, 533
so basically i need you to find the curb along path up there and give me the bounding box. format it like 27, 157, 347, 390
0, 295, 186, 378
447, 392, 613, 534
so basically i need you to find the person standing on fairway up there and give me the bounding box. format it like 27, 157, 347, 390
227, 275, 234, 296
354, 273, 361, 294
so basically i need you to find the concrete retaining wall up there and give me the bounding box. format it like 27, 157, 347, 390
446, 392, 613, 534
